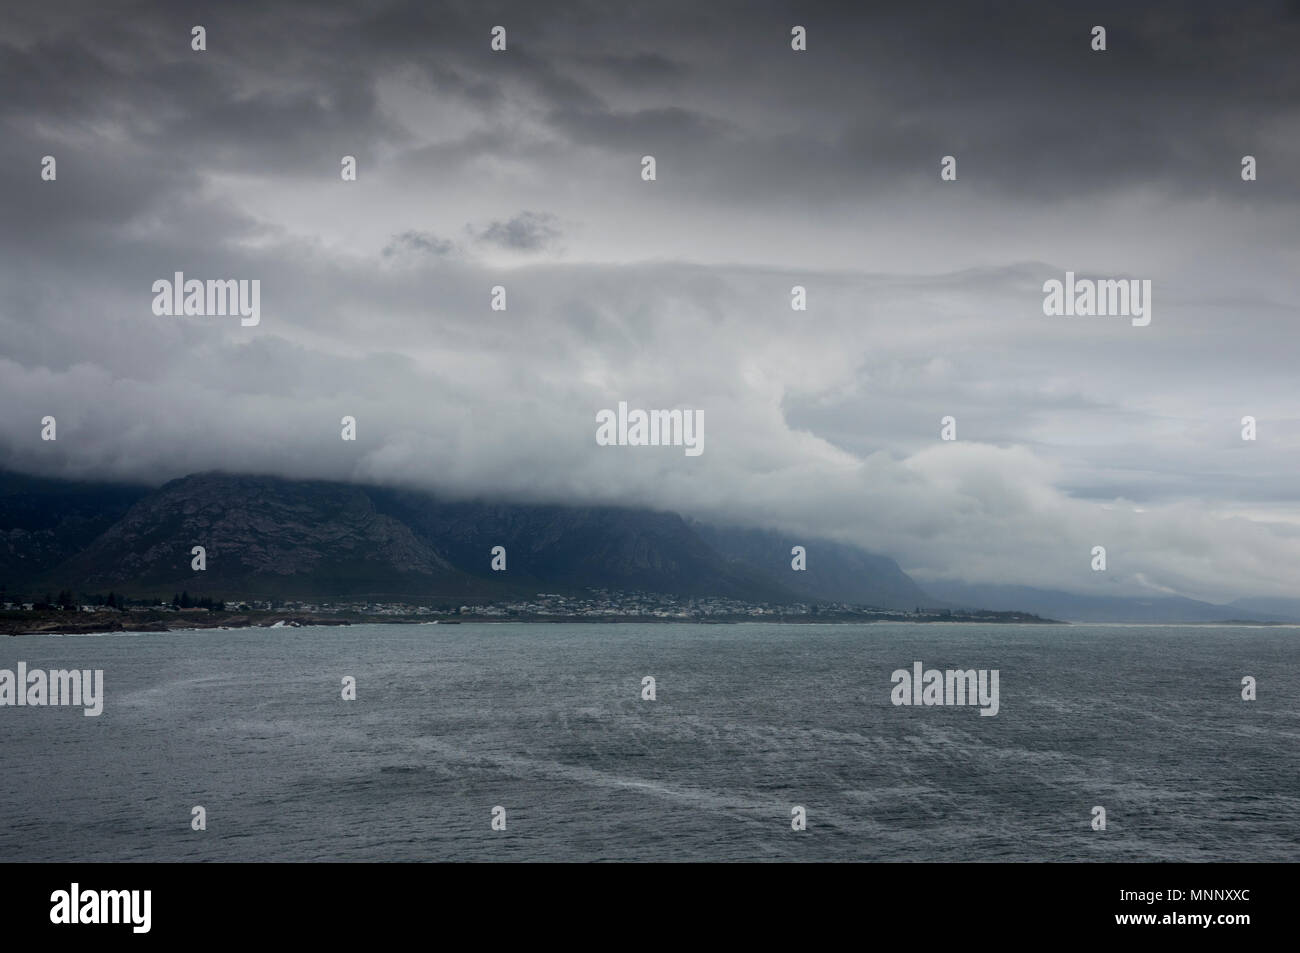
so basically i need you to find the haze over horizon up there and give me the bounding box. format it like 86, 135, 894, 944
2, 0, 1299, 604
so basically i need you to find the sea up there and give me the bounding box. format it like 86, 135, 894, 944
1, 622, 1296, 862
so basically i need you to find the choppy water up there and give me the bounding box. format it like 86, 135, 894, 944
1, 622, 1296, 861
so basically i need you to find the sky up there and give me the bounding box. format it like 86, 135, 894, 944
2, 0, 1299, 602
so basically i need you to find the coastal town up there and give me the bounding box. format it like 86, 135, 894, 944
1, 589, 1057, 635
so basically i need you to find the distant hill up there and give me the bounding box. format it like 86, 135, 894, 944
920, 580, 1299, 624
1225, 596, 1300, 623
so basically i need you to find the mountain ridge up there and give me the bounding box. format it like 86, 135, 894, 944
0, 471, 923, 608
1, 470, 1291, 622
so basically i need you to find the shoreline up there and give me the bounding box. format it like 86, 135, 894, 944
3, 607, 1067, 635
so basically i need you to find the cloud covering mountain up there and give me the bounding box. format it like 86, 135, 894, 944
2, 0, 1299, 604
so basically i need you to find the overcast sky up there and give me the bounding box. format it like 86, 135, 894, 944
2, 0, 1299, 601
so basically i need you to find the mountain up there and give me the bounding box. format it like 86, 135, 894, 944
6, 471, 1278, 620
0, 471, 923, 606
46, 473, 481, 602
920, 580, 1297, 624
368, 490, 786, 600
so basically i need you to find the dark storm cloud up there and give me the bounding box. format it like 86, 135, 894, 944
5, 1, 1298, 213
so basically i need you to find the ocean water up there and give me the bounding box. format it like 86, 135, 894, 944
1, 622, 1296, 862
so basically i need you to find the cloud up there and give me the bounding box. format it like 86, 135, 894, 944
472, 211, 560, 251
382, 230, 456, 258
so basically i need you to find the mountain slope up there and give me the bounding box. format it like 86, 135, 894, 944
690, 522, 937, 610
0, 471, 151, 591
0, 472, 817, 603
371, 491, 794, 600
47, 473, 480, 601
